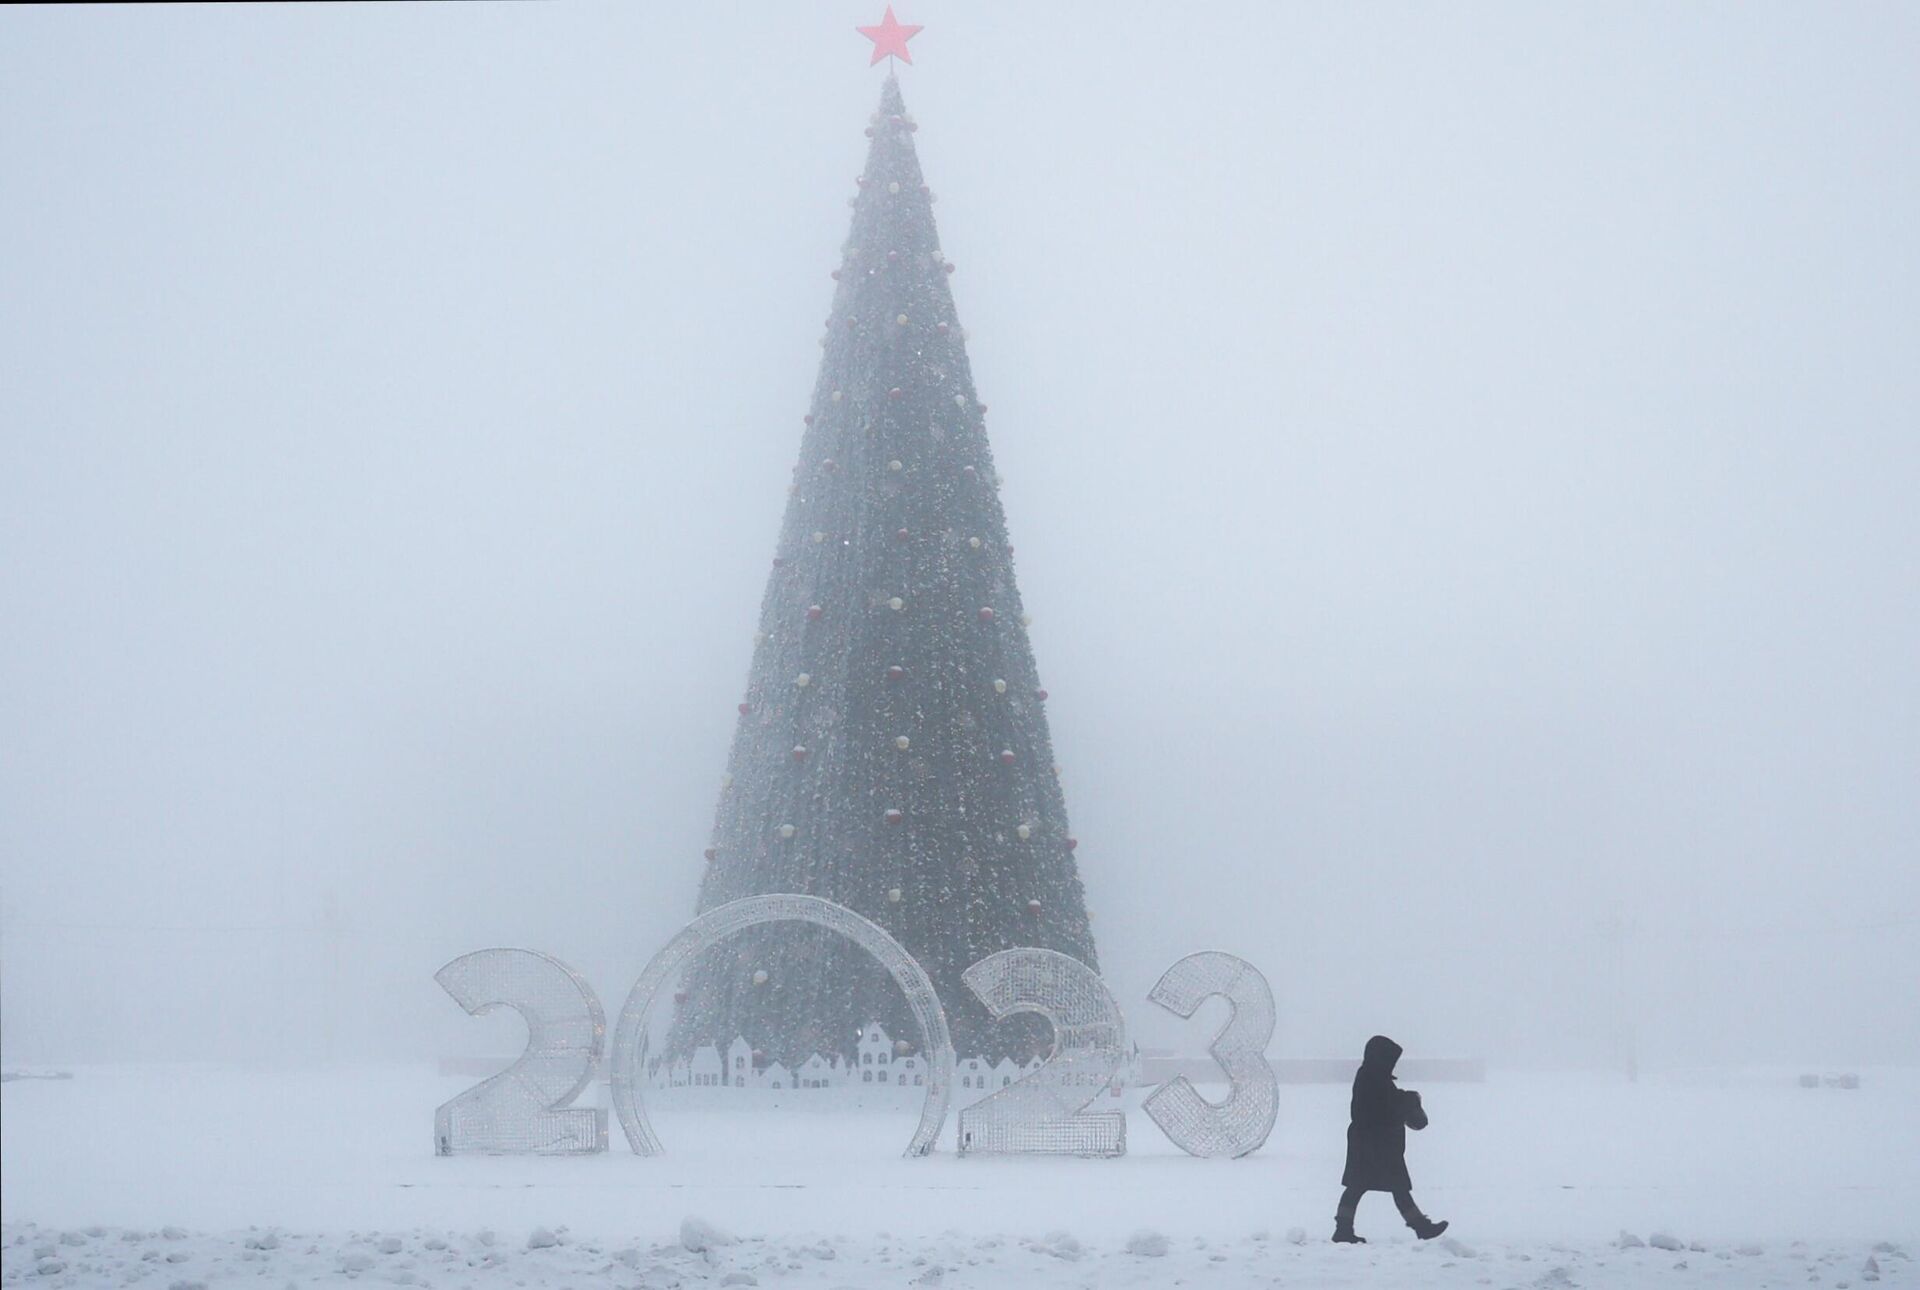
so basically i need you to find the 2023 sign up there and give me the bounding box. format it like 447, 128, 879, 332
436, 894, 1276, 1161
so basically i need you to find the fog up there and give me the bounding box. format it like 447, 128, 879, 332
3, 2, 1915, 1076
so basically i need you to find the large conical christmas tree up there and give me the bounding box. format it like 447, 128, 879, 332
668, 72, 1096, 1068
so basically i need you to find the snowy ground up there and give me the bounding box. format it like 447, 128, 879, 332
4, 1064, 1915, 1287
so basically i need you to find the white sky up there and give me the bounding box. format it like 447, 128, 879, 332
2, 2, 1916, 1070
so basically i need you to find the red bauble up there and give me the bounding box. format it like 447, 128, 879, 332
737, 703, 751, 715
1065, 837, 1079, 852
889, 114, 903, 126
1035, 688, 1049, 701
944, 262, 956, 274
895, 527, 910, 542
885, 808, 904, 826
791, 745, 809, 762
822, 457, 837, 472
978, 403, 989, 414
962, 465, 978, 480
887, 250, 899, 263
673, 990, 689, 1005
772, 557, 786, 567
1026, 899, 1043, 916
806, 604, 824, 621
703, 847, 717, 862
803, 414, 814, 425
978, 606, 995, 622
886, 665, 906, 683
999, 749, 1017, 765
888, 387, 904, 400
936, 322, 950, 336
830, 269, 840, 280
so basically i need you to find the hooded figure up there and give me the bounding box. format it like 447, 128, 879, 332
1334, 1035, 1447, 1243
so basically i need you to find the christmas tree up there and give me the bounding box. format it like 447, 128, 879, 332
666, 64, 1097, 1069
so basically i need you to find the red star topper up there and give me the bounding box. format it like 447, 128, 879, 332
857, 6, 922, 66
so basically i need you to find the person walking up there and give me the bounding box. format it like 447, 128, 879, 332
1334, 1035, 1448, 1243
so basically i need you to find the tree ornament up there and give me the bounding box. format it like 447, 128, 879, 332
812, 530, 826, 543
1016, 823, 1032, 840
896, 313, 909, 326
721, 774, 733, 789
831, 389, 843, 402
1026, 899, 1043, 916
936, 322, 950, 336
822, 458, 838, 472
856, 3, 921, 64
806, 604, 824, 621
1065, 837, 1079, 851
887, 249, 899, 263
779, 823, 796, 839
895, 527, 910, 541
888, 181, 901, 194
887, 887, 903, 903
886, 665, 906, 683
1021, 612, 1033, 626
962, 465, 978, 481
1035, 688, 1049, 701
969, 536, 982, 549
885, 808, 904, 826
993, 678, 1007, 694
791, 745, 810, 763
737, 702, 751, 715
753, 970, 770, 986
772, 557, 786, 567
978, 606, 995, 622
674, 989, 689, 1005
803, 414, 815, 425
795, 672, 812, 687
944, 262, 956, 274
888, 596, 905, 611
888, 459, 903, 471
894, 735, 910, 750
888, 387, 904, 400
999, 749, 1017, 765
703, 847, 717, 862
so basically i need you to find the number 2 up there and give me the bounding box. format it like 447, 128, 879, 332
434, 948, 608, 1155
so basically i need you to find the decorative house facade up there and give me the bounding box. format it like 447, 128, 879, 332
647, 1023, 1132, 1097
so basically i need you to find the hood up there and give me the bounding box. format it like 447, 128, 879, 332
1362, 1035, 1403, 1072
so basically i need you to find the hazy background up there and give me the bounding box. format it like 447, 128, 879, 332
3, 2, 1915, 1072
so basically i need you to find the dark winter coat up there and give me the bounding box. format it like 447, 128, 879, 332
1341, 1035, 1429, 1192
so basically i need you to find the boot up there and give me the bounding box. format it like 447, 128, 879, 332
1332, 1220, 1367, 1245
1410, 1217, 1449, 1241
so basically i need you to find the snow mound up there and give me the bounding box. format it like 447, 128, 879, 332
679, 1216, 734, 1253
1032, 1230, 1083, 1261
1650, 1231, 1686, 1251
1126, 1230, 1169, 1257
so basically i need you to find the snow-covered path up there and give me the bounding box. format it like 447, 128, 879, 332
3, 1221, 1909, 1289
4, 1064, 1915, 1286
